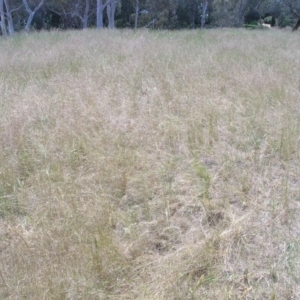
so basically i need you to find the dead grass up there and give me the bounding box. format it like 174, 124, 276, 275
1, 28, 300, 299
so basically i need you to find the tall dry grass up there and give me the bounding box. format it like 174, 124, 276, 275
1, 28, 300, 299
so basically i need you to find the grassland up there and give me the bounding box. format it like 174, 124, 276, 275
0, 28, 300, 299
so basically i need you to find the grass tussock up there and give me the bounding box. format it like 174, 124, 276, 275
1, 28, 300, 299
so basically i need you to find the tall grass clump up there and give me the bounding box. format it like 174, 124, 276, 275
0, 28, 300, 299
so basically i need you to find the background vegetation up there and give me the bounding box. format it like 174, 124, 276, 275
1, 28, 300, 299
0, 0, 300, 35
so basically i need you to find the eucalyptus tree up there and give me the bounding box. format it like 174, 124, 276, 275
106, 0, 120, 28
23, 0, 45, 31
122, 0, 147, 29
133, 0, 139, 28
96, 0, 109, 28
201, 0, 208, 27
0, 0, 7, 35
125, 0, 144, 28
45, 0, 92, 29
1, 0, 23, 35
45, 0, 74, 28
73, 0, 91, 28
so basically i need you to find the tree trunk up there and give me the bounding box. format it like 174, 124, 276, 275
134, 0, 139, 29
0, 0, 7, 36
107, 1, 112, 28
97, 0, 104, 28
292, 19, 300, 31
107, 0, 119, 29
201, 0, 208, 29
97, 0, 110, 29
3, 0, 14, 35
83, 0, 90, 29
25, 13, 35, 31
236, 0, 247, 27
23, 0, 44, 31
189, 2, 197, 29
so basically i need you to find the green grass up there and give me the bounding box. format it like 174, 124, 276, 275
0, 28, 300, 299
